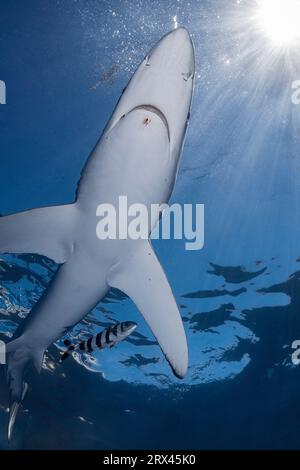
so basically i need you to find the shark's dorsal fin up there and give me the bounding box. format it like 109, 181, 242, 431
107, 240, 188, 379
0, 204, 76, 263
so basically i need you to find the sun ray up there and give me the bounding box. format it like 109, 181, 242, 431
255, 0, 300, 48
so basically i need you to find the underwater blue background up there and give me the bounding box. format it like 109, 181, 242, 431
1, 0, 300, 449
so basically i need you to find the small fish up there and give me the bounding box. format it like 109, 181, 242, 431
90, 64, 118, 90
60, 321, 137, 362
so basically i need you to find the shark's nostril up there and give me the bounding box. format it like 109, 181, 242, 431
182, 72, 194, 82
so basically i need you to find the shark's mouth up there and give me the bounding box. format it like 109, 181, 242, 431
128, 104, 170, 142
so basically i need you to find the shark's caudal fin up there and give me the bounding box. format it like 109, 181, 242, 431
0, 204, 76, 263
107, 240, 188, 379
6, 338, 45, 442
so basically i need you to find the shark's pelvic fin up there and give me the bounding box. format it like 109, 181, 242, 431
107, 240, 188, 379
0, 204, 76, 263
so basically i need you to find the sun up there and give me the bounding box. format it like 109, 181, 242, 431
256, 0, 300, 48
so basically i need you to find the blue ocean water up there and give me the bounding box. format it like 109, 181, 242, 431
1, 0, 300, 449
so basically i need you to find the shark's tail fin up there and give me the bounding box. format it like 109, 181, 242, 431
6, 337, 44, 442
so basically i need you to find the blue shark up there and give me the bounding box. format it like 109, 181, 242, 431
0, 27, 195, 440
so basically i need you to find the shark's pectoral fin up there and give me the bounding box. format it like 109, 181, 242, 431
0, 204, 77, 263
107, 241, 188, 379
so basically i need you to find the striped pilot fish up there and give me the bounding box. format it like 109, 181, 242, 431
60, 321, 137, 362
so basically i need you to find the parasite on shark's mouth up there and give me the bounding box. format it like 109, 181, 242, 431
129, 105, 170, 141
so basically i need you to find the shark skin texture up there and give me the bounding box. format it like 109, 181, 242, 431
0, 27, 195, 440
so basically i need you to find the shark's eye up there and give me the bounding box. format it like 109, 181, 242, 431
144, 55, 151, 66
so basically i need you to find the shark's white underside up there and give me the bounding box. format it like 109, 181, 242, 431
0, 27, 195, 438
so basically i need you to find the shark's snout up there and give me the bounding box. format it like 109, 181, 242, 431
165, 26, 193, 52
150, 26, 195, 79
105, 27, 194, 154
